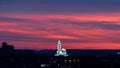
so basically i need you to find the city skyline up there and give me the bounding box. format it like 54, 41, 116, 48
0, 0, 120, 49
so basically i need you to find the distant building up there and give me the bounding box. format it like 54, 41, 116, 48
2, 42, 14, 51
55, 40, 68, 57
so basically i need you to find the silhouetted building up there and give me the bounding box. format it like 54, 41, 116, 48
2, 42, 14, 52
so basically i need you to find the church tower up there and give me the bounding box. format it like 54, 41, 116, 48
55, 40, 68, 56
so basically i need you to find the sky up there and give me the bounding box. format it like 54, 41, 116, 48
0, 0, 120, 50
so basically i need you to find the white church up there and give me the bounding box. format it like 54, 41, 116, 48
55, 40, 68, 57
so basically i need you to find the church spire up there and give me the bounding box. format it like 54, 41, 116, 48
55, 40, 68, 57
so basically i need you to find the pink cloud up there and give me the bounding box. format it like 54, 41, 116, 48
0, 13, 120, 49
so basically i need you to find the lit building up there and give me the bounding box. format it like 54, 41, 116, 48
55, 40, 68, 56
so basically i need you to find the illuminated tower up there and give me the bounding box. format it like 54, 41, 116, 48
57, 40, 62, 54
55, 40, 68, 56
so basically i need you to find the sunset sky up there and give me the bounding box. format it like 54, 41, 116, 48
0, 0, 120, 50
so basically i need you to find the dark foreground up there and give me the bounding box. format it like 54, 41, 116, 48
1, 49, 120, 68
1, 42, 120, 68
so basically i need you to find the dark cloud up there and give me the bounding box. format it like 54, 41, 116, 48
0, 16, 120, 31
0, 31, 57, 43
90, 22, 120, 30
0, 31, 35, 42
0, 16, 33, 22
0, 31, 120, 44
45, 19, 120, 30
0, 31, 75, 43
75, 21, 120, 30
